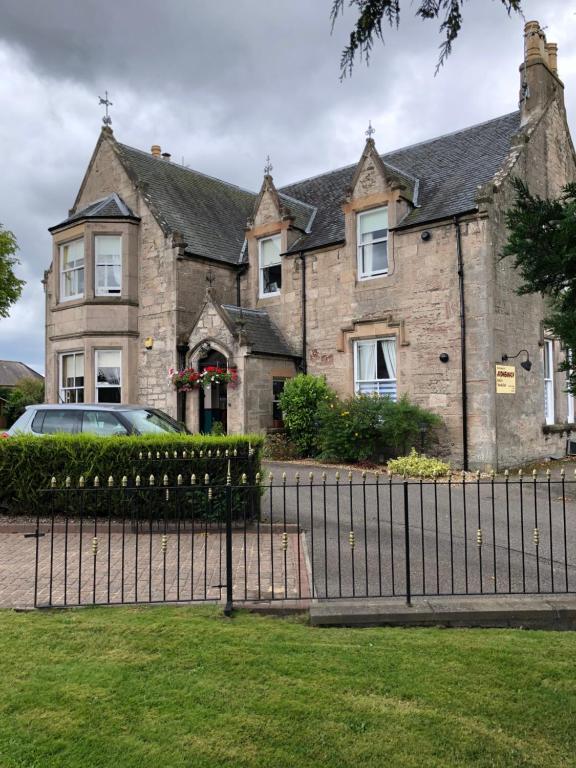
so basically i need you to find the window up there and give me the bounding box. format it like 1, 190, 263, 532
272, 378, 286, 423
81, 411, 128, 436
354, 338, 397, 399
38, 410, 81, 434
357, 207, 388, 279
95, 350, 122, 403
95, 235, 122, 296
60, 239, 84, 300
121, 409, 186, 435
259, 236, 282, 296
59, 352, 84, 403
567, 351, 574, 424
544, 340, 555, 425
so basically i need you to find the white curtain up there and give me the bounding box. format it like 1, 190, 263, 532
358, 343, 376, 381
380, 339, 396, 379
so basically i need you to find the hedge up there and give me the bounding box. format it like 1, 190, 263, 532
0, 433, 263, 516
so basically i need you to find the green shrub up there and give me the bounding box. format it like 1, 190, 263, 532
5, 377, 44, 427
210, 421, 226, 436
387, 448, 451, 477
317, 394, 441, 463
278, 374, 333, 456
0, 433, 263, 515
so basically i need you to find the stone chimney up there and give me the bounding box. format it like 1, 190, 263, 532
520, 21, 563, 124
151, 144, 161, 157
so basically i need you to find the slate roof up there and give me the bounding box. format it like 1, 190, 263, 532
0, 361, 44, 388
220, 305, 297, 358
280, 111, 521, 253
115, 144, 256, 266
50, 193, 138, 231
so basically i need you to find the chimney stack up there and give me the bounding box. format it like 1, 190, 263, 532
520, 21, 562, 124
151, 144, 161, 157
161, 152, 171, 161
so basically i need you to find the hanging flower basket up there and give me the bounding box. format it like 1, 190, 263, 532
168, 366, 238, 392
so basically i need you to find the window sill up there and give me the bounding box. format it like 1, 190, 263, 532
259, 292, 281, 300
53, 298, 137, 311
542, 423, 576, 435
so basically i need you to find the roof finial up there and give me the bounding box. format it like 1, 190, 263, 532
99, 91, 113, 127
365, 120, 375, 140
264, 155, 273, 176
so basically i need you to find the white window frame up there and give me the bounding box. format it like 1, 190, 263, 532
95, 349, 122, 403
59, 238, 85, 302
59, 351, 84, 403
95, 235, 122, 297
544, 339, 555, 426
353, 337, 397, 400
357, 207, 389, 280
259, 235, 282, 298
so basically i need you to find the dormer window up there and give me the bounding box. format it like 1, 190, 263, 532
95, 235, 122, 296
259, 235, 282, 297
60, 239, 85, 301
357, 207, 388, 279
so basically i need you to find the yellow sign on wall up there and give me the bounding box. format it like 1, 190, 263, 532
496, 364, 516, 394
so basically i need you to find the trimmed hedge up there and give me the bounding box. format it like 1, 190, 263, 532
0, 433, 263, 515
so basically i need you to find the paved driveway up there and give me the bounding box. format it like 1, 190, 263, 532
262, 461, 576, 601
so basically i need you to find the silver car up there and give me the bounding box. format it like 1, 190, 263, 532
3, 404, 188, 437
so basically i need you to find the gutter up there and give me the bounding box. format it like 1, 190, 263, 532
300, 252, 307, 373
454, 215, 469, 471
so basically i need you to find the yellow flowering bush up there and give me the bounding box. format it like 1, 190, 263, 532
387, 448, 450, 478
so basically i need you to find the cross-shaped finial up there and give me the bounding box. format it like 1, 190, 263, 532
206, 268, 215, 287
264, 155, 273, 176
99, 91, 113, 126
365, 120, 375, 140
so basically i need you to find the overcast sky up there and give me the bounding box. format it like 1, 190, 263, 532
0, 0, 575, 375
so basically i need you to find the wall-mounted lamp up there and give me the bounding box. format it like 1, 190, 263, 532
439, 352, 449, 363
421, 230, 431, 242
144, 337, 154, 350
502, 349, 532, 372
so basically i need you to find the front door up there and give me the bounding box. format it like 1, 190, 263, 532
198, 350, 228, 434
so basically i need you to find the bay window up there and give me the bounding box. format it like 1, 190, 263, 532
357, 207, 388, 279
60, 239, 84, 300
259, 235, 282, 297
95, 350, 122, 403
95, 235, 122, 296
354, 338, 397, 399
544, 340, 555, 425
59, 352, 84, 403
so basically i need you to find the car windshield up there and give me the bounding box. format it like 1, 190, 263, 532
120, 410, 186, 435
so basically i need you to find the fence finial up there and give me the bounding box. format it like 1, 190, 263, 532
65, 476, 71, 488
135, 475, 141, 487
335, 471, 340, 482
282, 472, 287, 485
191, 474, 197, 485
295, 472, 300, 485
163, 474, 169, 486
183, 450, 188, 459
362, 471, 366, 481
504, 469, 509, 478
518, 468, 523, 477
269, 472, 274, 484
322, 471, 327, 483
241, 473, 247, 485
546, 468, 551, 477
108, 475, 114, 488
177, 474, 183, 486
94, 476, 100, 488
255, 472, 261, 484
149, 474, 155, 486
51, 476, 57, 488
204, 473, 210, 485
79, 475, 85, 488
309, 472, 314, 482
122, 476, 128, 488
561, 468, 565, 477
532, 468, 538, 478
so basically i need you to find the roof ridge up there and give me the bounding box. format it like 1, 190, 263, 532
280, 110, 520, 191
116, 142, 258, 199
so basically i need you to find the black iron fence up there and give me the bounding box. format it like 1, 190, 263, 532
26, 469, 576, 609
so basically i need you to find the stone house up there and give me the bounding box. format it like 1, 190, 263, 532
44, 21, 575, 469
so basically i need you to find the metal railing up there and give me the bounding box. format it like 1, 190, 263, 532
29, 468, 576, 610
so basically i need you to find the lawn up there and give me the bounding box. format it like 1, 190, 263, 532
0, 607, 574, 767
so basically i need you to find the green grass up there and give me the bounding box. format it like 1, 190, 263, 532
0, 607, 575, 767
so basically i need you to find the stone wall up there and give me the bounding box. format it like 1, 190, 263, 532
487, 96, 576, 468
